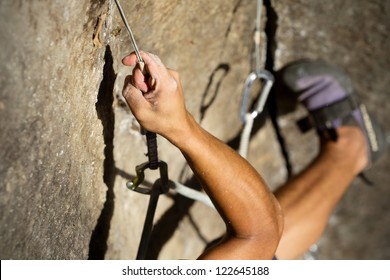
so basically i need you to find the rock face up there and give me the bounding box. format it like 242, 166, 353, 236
0, 0, 389, 260
0, 1, 109, 259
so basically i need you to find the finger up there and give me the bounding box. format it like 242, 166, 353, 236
123, 75, 133, 92
141, 51, 164, 67
122, 52, 138, 66
133, 67, 149, 92
123, 51, 166, 92
123, 51, 165, 68
122, 80, 151, 113
138, 51, 166, 77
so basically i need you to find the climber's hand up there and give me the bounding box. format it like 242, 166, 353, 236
122, 51, 191, 141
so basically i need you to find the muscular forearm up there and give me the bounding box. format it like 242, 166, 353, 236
167, 112, 283, 259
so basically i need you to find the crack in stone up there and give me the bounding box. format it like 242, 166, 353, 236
264, 0, 293, 179
89, 45, 117, 259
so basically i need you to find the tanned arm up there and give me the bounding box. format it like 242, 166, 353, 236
122, 51, 283, 259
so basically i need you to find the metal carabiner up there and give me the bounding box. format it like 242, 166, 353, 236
240, 69, 274, 123
127, 161, 169, 195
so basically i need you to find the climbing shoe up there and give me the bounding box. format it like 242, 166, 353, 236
278, 59, 387, 169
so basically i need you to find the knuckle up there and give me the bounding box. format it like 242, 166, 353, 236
168, 69, 179, 80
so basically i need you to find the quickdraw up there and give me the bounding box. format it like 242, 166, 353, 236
127, 161, 170, 260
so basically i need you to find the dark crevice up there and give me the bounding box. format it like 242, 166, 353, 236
264, 0, 293, 179
89, 45, 117, 259
263, 0, 277, 72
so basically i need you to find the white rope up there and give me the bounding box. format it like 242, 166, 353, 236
169, 181, 215, 208
239, 113, 255, 159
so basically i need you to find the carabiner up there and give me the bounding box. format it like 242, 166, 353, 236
240, 69, 274, 123
127, 161, 169, 195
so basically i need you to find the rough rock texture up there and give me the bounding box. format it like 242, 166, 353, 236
0, 0, 109, 259
1, 0, 389, 260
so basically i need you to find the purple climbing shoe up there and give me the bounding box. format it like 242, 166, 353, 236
279, 59, 386, 168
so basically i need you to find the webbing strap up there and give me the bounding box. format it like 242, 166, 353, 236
136, 187, 160, 260
146, 131, 159, 169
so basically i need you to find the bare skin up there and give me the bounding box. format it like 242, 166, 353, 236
122, 51, 283, 260
275, 127, 368, 259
